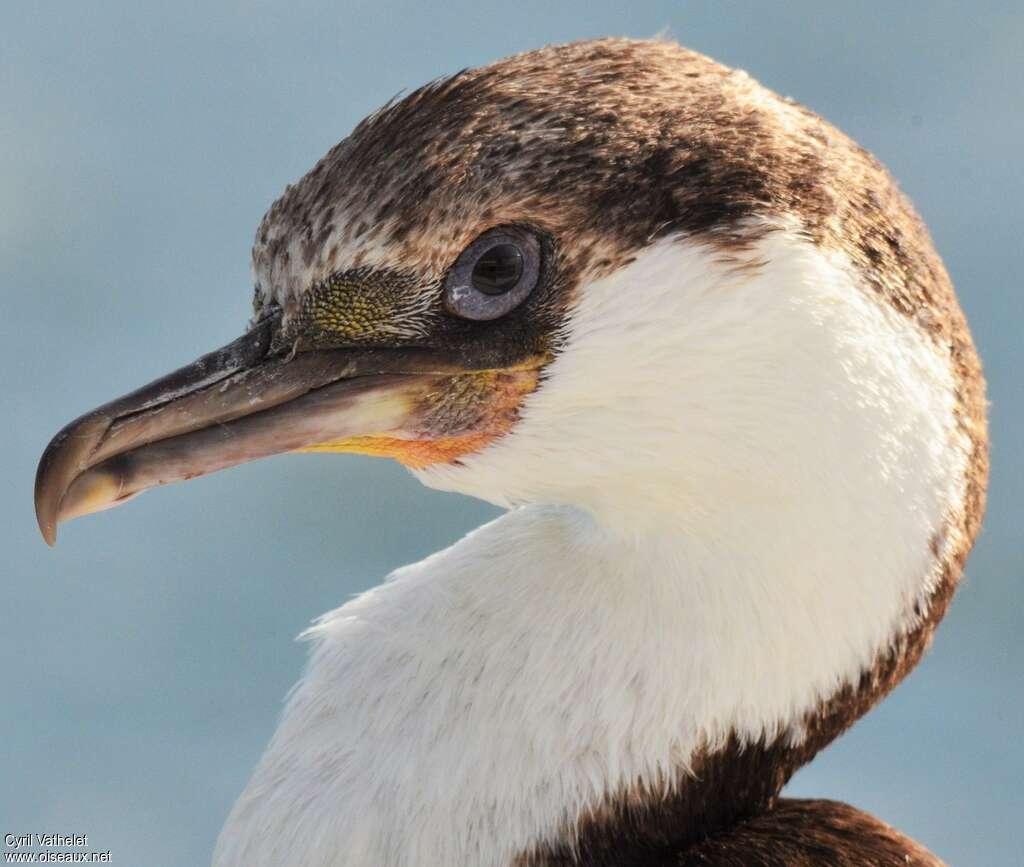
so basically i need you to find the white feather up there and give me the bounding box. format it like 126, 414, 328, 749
214, 225, 969, 867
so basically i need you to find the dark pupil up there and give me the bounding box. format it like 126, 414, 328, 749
471, 244, 523, 295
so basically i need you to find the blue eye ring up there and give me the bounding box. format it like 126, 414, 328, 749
444, 227, 541, 321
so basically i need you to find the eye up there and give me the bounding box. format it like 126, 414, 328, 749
444, 227, 541, 321
472, 244, 523, 294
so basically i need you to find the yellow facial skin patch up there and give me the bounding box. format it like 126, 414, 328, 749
286, 269, 426, 349
298, 368, 540, 468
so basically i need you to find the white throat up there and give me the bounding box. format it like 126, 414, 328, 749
214, 228, 969, 867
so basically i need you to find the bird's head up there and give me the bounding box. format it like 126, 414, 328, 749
36, 39, 985, 557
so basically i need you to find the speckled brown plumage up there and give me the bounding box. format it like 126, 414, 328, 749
253, 38, 977, 352
249, 37, 988, 867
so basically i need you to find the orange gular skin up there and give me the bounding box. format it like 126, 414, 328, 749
297, 368, 541, 469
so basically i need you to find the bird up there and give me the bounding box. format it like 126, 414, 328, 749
35, 37, 988, 867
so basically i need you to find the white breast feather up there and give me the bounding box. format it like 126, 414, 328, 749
213, 224, 970, 867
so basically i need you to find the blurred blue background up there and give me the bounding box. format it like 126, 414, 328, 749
3, 2, 1021, 864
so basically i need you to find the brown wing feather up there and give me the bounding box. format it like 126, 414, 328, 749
678, 798, 945, 867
